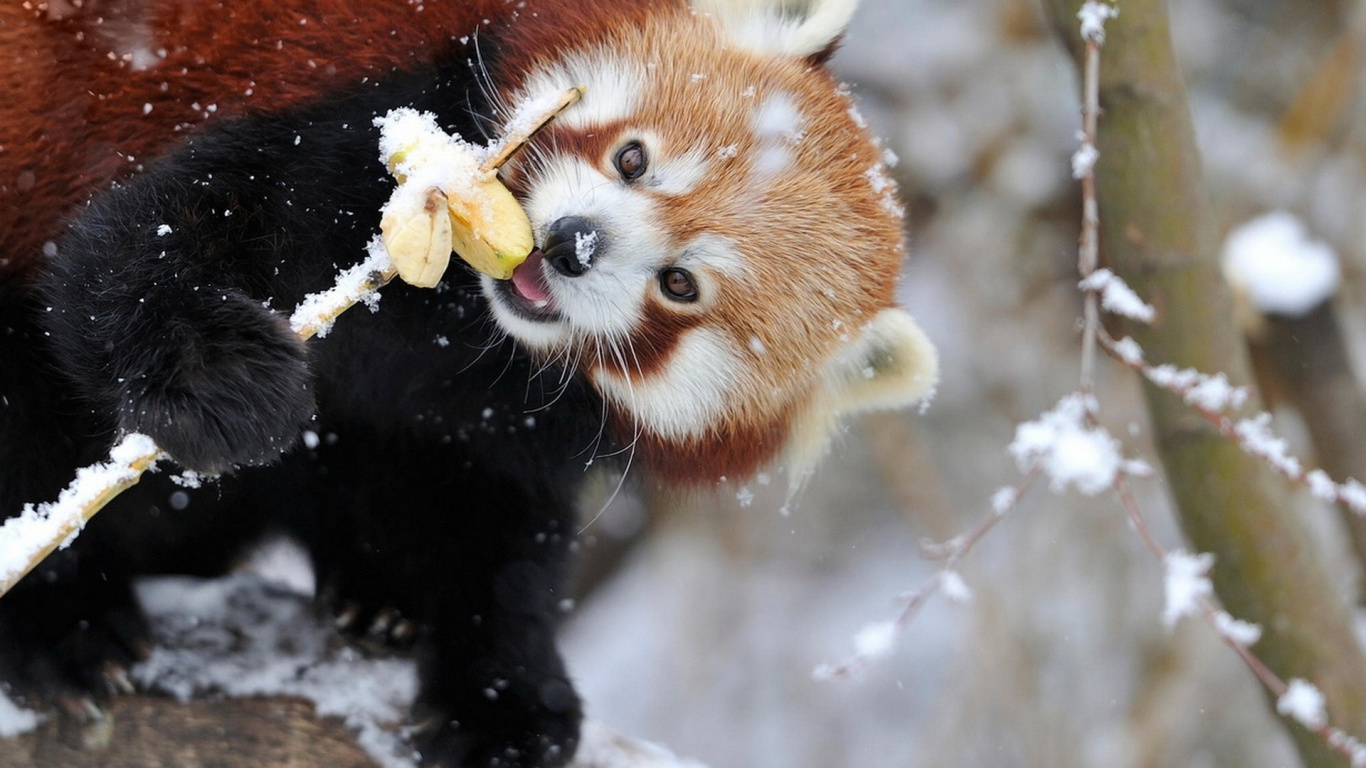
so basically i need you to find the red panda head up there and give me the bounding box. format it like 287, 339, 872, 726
483, 0, 938, 485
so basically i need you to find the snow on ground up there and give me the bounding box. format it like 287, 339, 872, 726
0, 689, 41, 739
123, 565, 706, 768
131, 573, 422, 768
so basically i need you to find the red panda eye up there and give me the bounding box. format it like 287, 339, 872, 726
659, 268, 698, 302
614, 142, 647, 181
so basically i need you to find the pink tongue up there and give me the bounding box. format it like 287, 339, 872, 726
511, 250, 552, 304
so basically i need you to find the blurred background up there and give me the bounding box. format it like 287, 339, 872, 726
560, 0, 1366, 766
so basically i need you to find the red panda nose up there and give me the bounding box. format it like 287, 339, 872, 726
542, 216, 603, 277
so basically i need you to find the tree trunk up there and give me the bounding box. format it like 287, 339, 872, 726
1039, 1, 1366, 765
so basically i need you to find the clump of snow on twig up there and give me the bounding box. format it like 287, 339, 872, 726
289, 237, 394, 338
499, 88, 577, 145
0, 433, 160, 588
1008, 394, 1124, 495
1144, 364, 1250, 413
1071, 141, 1099, 180
939, 571, 973, 604
1211, 610, 1262, 647
1161, 549, 1213, 630
1277, 678, 1328, 731
1078, 268, 1156, 323
1078, 1, 1119, 44
1221, 211, 1341, 317
1233, 413, 1301, 478
851, 620, 899, 660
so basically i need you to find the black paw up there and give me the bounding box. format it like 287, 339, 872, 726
115, 291, 315, 474
0, 576, 150, 703
415, 681, 581, 768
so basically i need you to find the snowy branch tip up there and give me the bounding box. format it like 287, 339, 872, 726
1161, 549, 1213, 630
1078, 1, 1119, 45
1079, 268, 1155, 323
1009, 394, 1147, 495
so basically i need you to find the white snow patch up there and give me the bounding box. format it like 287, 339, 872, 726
940, 571, 973, 604
156, 224, 172, 236
0, 689, 42, 738
124, 574, 703, 767
575, 230, 599, 268
1221, 211, 1341, 317
131, 574, 419, 768
1071, 141, 1098, 179
990, 486, 1018, 514
864, 163, 906, 219
1009, 394, 1122, 495
1162, 549, 1213, 630
1277, 678, 1328, 730
851, 620, 899, 660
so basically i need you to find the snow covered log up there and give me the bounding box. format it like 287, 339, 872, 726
0, 700, 702, 768
0, 574, 704, 768
1041, 1, 1366, 766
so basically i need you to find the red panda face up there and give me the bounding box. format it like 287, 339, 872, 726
482, 0, 938, 485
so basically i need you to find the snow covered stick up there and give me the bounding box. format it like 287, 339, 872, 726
0, 435, 164, 597
1072, 1, 1115, 400
0, 89, 583, 601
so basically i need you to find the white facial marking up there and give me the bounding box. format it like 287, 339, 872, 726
512, 51, 643, 130
592, 327, 743, 440
649, 146, 711, 196
676, 233, 752, 284
752, 93, 805, 180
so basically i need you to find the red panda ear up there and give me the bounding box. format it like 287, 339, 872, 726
806, 33, 845, 67
784, 307, 939, 483
693, 0, 861, 60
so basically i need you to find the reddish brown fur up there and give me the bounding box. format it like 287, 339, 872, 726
0, 0, 652, 284
1, 0, 909, 486
494, 9, 906, 484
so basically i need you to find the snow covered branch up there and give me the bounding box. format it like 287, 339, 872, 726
0, 244, 399, 601
826, 2, 1366, 764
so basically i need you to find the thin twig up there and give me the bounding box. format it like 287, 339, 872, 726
1076, 10, 1105, 401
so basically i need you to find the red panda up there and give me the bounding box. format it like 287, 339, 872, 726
0, 0, 936, 765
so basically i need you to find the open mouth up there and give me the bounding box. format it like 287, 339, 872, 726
495, 249, 561, 322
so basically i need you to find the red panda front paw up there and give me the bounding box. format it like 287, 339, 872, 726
115, 291, 315, 474
0, 570, 150, 705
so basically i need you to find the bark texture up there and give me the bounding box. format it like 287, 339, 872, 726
1040, 1, 1366, 765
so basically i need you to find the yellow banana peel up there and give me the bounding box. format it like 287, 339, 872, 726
380, 187, 454, 288
377, 87, 581, 284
